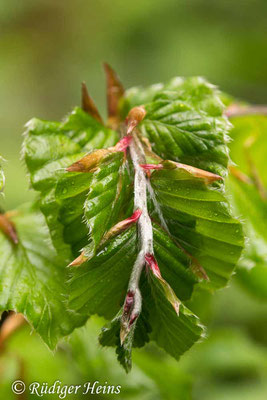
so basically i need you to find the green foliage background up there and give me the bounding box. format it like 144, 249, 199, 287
0, 1, 267, 399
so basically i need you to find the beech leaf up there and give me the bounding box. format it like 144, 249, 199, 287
22, 71, 244, 369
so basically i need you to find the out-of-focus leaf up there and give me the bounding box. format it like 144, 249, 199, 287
67, 318, 159, 399
0, 157, 5, 195
229, 115, 267, 186
0, 204, 85, 349
181, 329, 267, 400
2, 319, 158, 400
133, 348, 193, 400
228, 115, 267, 300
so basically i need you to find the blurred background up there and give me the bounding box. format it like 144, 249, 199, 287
0, 0, 267, 399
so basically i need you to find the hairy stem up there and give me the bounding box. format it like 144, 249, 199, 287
120, 133, 153, 343
119, 107, 152, 343
128, 135, 153, 291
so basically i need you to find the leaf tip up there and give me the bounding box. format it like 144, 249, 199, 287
114, 135, 133, 153
68, 251, 88, 267
66, 162, 84, 173
174, 162, 223, 184
81, 82, 103, 124
103, 62, 125, 128
66, 149, 110, 173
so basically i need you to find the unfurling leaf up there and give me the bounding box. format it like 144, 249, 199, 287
22, 68, 244, 370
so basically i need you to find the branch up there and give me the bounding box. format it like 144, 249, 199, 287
0, 313, 26, 352
225, 104, 267, 118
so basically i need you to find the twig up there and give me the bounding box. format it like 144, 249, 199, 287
120, 131, 153, 343
225, 104, 267, 118
0, 313, 26, 352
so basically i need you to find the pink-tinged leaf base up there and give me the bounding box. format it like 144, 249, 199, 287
66, 136, 132, 173
140, 164, 164, 170
101, 209, 142, 245
123, 290, 135, 314
120, 289, 141, 345
141, 161, 223, 184
145, 253, 180, 315
114, 135, 133, 153
145, 253, 162, 279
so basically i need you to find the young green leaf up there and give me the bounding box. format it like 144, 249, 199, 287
56, 149, 131, 261
145, 272, 205, 361
70, 221, 202, 371
98, 252, 202, 372
82, 151, 131, 259
23, 108, 119, 261
149, 163, 243, 288
69, 226, 137, 319
124, 77, 231, 177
